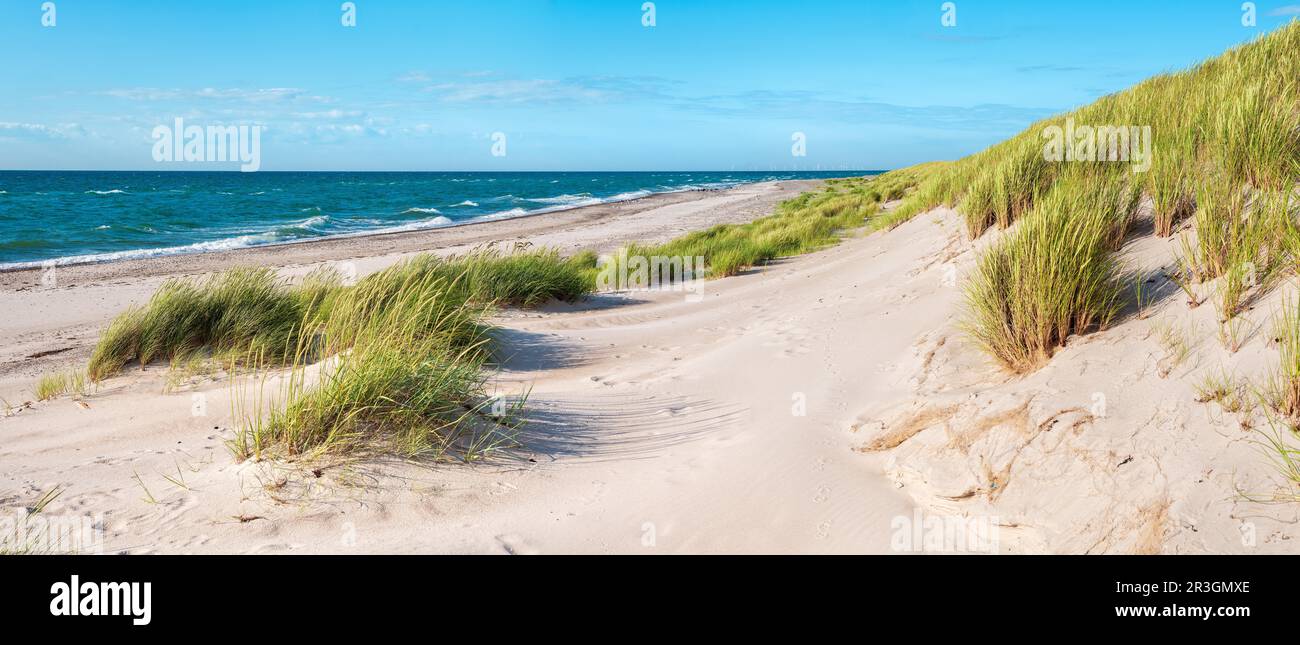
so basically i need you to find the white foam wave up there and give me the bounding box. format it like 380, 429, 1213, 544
529, 193, 600, 206
608, 190, 652, 202
0, 232, 284, 270
375, 215, 454, 232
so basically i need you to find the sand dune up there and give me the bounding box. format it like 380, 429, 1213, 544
3, 181, 1297, 553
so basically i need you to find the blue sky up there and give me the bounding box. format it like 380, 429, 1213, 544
0, 0, 1297, 171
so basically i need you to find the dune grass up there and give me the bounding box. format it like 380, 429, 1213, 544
865, 21, 1300, 371
1254, 418, 1300, 498
1194, 367, 1246, 413
961, 171, 1140, 371
87, 245, 594, 383
1266, 296, 1300, 421
598, 171, 931, 283
87, 267, 324, 381
82, 247, 591, 461
1257, 295, 1300, 495
33, 370, 90, 401
228, 262, 513, 461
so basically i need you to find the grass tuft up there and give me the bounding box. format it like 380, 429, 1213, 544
1266, 296, 1300, 421
961, 172, 1137, 372
81, 247, 592, 461
87, 246, 594, 383
33, 370, 90, 401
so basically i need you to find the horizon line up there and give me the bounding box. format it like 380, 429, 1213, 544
0, 168, 892, 174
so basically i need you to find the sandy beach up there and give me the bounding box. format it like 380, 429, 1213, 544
7, 166, 1300, 553
0, 180, 817, 381
6, 173, 1296, 554
3, 178, 926, 554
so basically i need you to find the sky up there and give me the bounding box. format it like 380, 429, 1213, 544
0, 0, 1297, 171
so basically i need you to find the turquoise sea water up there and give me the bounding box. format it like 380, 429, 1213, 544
0, 171, 874, 269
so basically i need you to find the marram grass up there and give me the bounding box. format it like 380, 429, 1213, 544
228, 269, 514, 462
87, 246, 593, 382
961, 172, 1138, 372
599, 170, 933, 282
878, 21, 1300, 371
86, 247, 591, 461
33, 370, 90, 401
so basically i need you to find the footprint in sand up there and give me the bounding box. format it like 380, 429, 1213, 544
813, 485, 831, 503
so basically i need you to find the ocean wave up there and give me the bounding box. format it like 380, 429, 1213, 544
0, 231, 285, 270
608, 190, 652, 202
298, 215, 329, 228
378, 215, 454, 232
476, 208, 530, 221
1, 172, 832, 270
528, 193, 599, 206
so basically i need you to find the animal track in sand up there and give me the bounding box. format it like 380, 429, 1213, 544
813, 485, 831, 503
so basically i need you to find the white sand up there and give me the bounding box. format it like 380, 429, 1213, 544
3, 183, 1297, 554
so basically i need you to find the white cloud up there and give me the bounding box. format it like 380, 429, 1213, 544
396, 71, 431, 83
291, 109, 365, 120
0, 122, 85, 139
425, 78, 614, 104
101, 87, 330, 103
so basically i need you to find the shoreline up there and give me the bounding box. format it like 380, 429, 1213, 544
0, 179, 824, 380
0, 184, 740, 273
0, 179, 821, 291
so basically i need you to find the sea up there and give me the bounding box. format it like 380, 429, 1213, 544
0, 171, 875, 269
